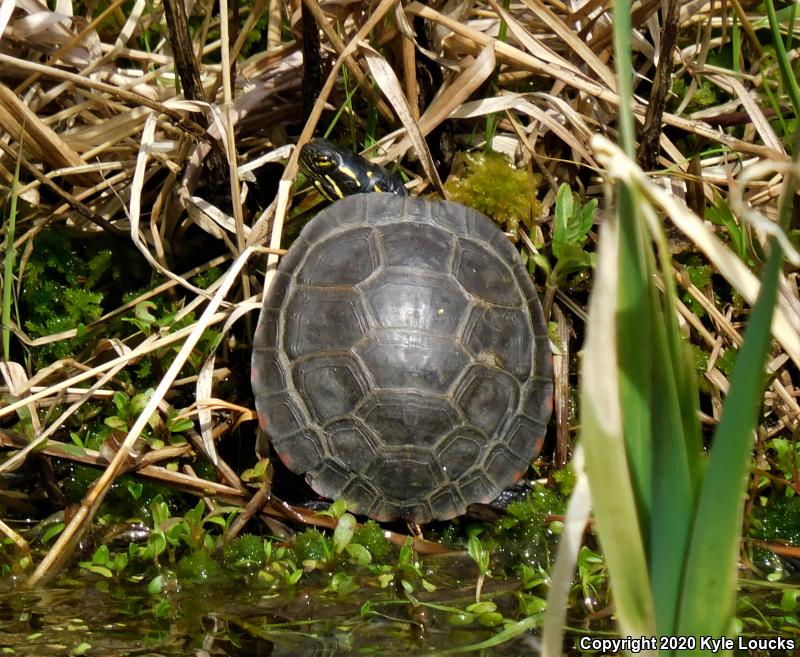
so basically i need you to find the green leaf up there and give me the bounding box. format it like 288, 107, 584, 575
573, 207, 655, 638
104, 416, 127, 430
466, 601, 497, 615
147, 574, 166, 595
112, 391, 129, 415
147, 529, 167, 557
467, 535, 490, 575
677, 241, 783, 639
421, 578, 437, 593
332, 513, 357, 554
553, 183, 596, 257
81, 563, 113, 578
134, 300, 158, 324
41, 522, 65, 545
92, 544, 110, 565
553, 183, 574, 251
168, 417, 194, 433
330, 572, 358, 596
344, 543, 372, 565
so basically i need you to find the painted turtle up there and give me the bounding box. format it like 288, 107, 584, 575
251, 139, 553, 523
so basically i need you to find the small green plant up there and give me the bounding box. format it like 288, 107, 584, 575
79, 544, 128, 579
378, 538, 436, 594
104, 391, 193, 450
706, 196, 754, 266
467, 533, 490, 603
575, 546, 607, 613
260, 540, 303, 587
541, 183, 597, 286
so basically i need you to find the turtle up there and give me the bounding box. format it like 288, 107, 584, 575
251, 139, 553, 523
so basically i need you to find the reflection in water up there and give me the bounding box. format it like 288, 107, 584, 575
0, 579, 540, 656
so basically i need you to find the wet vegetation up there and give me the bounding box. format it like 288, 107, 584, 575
1, 0, 800, 655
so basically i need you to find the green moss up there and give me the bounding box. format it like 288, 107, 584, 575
752, 496, 800, 546
292, 529, 331, 563
352, 521, 390, 561
176, 551, 222, 582
489, 486, 566, 571
20, 228, 148, 368
224, 534, 266, 571
445, 151, 541, 237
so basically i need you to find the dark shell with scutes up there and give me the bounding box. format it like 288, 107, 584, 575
251, 193, 552, 523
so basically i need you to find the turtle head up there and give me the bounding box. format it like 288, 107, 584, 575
299, 138, 407, 200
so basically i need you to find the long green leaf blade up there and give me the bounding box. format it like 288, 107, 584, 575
579, 211, 655, 640
677, 240, 783, 642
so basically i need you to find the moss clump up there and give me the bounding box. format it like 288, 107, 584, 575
752, 496, 800, 546
176, 551, 222, 582
20, 228, 148, 368
224, 534, 266, 571
352, 521, 390, 561
445, 151, 541, 239
489, 486, 566, 571
292, 529, 331, 563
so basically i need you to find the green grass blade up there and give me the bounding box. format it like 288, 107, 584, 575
676, 4, 797, 641
2, 149, 21, 361
615, 184, 654, 533
648, 320, 697, 639
766, 0, 800, 118
639, 201, 703, 638
677, 239, 783, 641
613, 0, 635, 158
579, 209, 655, 639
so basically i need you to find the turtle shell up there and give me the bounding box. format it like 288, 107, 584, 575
251, 193, 553, 523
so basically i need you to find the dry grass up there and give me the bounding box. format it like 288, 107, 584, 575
0, 0, 798, 584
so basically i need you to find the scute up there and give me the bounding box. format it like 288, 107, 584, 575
464, 305, 533, 381
273, 428, 325, 472
505, 416, 546, 462
362, 269, 469, 335
454, 365, 519, 436
258, 391, 304, 439
366, 448, 443, 499
484, 445, 526, 487
251, 348, 286, 397
455, 239, 522, 306
341, 477, 381, 517
252, 193, 553, 522
355, 330, 470, 393
324, 418, 379, 472
296, 227, 379, 286
284, 287, 369, 359
292, 354, 369, 423
458, 471, 498, 506
358, 391, 459, 447
378, 222, 453, 269
435, 429, 485, 480
252, 307, 280, 349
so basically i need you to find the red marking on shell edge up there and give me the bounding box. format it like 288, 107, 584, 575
533, 434, 545, 453
547, 394, 554, 413
257, 411, 269, 430
276, 449, 294, 469
512, 469, 525, 483
250, 366, 258, 384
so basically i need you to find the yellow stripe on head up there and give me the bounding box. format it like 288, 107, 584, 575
336, 165, 361, 184
321, 175, 345, 200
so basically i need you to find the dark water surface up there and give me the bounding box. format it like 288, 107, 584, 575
0, 578, 542, 656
